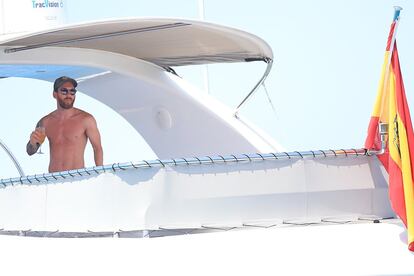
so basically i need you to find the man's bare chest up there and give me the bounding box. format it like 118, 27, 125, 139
46, 119, 86, 144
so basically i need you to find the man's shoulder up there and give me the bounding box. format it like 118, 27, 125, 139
74, 108, 96, 124
41, 111, 57, 123
74, 108, 94, 118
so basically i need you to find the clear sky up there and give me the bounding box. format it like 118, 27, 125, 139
1, 0, 413, 178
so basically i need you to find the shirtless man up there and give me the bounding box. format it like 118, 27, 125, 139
27, 76, 103, 172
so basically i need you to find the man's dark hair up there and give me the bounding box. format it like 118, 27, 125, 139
53, 76, 78, 92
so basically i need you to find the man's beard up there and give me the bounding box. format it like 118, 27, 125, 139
58, 97, 75, 109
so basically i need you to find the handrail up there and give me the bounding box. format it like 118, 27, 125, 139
234, 57, 273, 116
0, 148, 368, 187
0, 138, 25, 177
3, 23, 191, 54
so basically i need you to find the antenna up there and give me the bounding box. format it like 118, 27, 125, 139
198, 0, 210, 94
0, 0, 5, 35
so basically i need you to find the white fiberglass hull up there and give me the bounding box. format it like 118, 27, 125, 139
0, 150, 393, 234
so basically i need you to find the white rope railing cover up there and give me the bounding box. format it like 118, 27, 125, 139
0, 148, 367, 187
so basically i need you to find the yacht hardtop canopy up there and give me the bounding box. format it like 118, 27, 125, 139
0, 18, 273, 67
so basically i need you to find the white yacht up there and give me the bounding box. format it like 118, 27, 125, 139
0, 16, 412, 275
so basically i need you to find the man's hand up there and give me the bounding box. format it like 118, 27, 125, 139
29, 128, 45, 146
27, 125, 45, 156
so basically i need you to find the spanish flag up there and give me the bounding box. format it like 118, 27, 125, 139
365, 7, 414, 251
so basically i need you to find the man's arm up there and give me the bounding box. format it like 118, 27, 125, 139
26, 120, 43, 155
85, 115, 103, 166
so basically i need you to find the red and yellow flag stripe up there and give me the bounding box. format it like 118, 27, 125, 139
389, 46, 414, 251
365, 12, 414, 251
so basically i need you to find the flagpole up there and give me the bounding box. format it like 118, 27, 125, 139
387, 6, 402, 69
367, 7, 403, 155
378, 6, 403, 119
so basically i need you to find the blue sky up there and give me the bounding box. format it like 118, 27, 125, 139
67, 0, 413, 151
1, 0, 413, 177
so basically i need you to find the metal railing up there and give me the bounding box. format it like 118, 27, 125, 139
0, 138, 25, 177
0, 148, 368, 187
